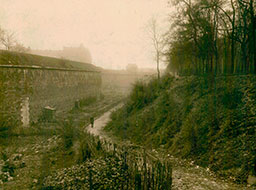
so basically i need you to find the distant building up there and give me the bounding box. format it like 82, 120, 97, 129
62, 44, 92, 63
30, 44, 92, 64
126, 64, 138, 73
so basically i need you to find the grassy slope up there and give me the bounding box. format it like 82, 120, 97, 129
0, 50, 101, 71
105, 74, 256, 183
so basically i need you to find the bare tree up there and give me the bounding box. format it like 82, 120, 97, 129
147, 17, 165, 80
0, 30, 16, 50
0, 27, 5, 48
12, 42, 30, 53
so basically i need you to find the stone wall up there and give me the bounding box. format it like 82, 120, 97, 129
0, 66, 101, 126
102, 72, 139, 90
101, 71, 156, 94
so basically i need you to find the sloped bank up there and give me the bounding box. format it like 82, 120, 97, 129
105, 74, 256, 185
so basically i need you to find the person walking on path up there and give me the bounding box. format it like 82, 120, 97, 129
90, 116, 94, 128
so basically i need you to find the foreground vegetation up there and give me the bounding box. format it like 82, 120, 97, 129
0, 91, 120, 189
105, 74, 256, 185
42, 135, 172, 190
0, 88, 172, 189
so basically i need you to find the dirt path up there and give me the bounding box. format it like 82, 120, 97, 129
85, 105, 253, 190
86, 104, 123, 140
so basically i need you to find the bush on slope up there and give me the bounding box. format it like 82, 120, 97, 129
105, 74, 256, 183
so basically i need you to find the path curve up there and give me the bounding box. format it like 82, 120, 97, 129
86, 104, 123, 140
85, 104, 253, 190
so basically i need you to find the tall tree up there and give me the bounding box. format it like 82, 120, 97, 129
147, 17, 165, 79
166, 0, 255, 75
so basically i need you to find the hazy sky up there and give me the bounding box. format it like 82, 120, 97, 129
0, 0, 171, 69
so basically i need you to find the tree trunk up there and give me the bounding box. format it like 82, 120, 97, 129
249, 0, 256, 73
231, 0, 236, 74
214, 6, 219, 75
157, 52, 160, 80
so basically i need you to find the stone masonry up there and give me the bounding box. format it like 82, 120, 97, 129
0, 65, 101, 127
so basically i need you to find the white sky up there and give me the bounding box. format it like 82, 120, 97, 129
0, 0, 171, 69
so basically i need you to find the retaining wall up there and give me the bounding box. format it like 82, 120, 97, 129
0, 66, 101, 126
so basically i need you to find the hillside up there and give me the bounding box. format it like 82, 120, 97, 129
0, 50, 100, 71
105, 74, 256, 185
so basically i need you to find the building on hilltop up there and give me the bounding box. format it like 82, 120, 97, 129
62, 44, 92, 64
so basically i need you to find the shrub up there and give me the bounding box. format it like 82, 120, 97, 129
106, 75, 256, 183
78, 96, 97, 107
59, 119, 77, 150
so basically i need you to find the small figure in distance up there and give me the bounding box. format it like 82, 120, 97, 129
90, 116, 94, 128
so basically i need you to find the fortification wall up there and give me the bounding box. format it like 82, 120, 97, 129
101, 71, 156, 94
0, 66, 101, 126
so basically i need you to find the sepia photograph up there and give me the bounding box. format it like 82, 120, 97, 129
0, 0, 255, 189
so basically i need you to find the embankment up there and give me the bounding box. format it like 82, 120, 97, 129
105, 74, 256, 184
